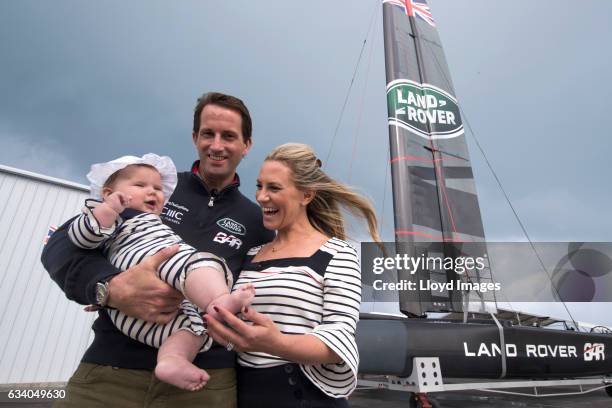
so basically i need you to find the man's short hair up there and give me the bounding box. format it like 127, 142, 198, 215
193, 92, 252, 143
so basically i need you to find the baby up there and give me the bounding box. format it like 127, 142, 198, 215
68, 153, 254, 391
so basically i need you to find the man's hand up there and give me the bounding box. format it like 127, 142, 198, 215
107, 245, 183, 324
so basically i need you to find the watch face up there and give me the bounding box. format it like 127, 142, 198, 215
96, 282, 108, 306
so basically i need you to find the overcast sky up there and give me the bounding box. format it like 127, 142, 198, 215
2, 0, 611, 324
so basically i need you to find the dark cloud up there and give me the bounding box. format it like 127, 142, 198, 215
1, 0, 612, 246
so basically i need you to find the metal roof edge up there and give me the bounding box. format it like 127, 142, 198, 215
0, 164, 89, 192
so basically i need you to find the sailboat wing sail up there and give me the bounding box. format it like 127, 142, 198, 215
356, 1, 612, 383
382, 0, 490, 315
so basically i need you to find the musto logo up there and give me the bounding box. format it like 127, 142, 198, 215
386, 79, 463, 139
584, 343, 605, 361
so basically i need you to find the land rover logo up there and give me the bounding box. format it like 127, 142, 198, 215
216, 218, 246, 236
386, 79, 463, 140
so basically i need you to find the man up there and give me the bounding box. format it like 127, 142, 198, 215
42, 92, 274, 407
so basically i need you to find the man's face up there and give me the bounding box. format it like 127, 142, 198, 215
192, 104, 252, 190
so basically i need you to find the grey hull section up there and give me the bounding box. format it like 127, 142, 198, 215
357, 317, 612, 378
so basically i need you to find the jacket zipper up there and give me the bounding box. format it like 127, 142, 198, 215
208, 189, 218, 207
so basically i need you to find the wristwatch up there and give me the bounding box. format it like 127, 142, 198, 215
95, 280, 111, 307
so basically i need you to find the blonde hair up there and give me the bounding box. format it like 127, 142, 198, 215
265, 143, 381, 243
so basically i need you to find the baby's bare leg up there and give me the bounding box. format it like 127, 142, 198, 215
184, 268, 255, 319
155, 330, 209, 391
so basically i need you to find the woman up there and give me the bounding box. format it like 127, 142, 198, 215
205, 143, 380, 407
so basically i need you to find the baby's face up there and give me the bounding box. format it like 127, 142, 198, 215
112, 166, 165, 214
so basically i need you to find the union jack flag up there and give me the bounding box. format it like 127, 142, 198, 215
383, 0, 436, 27
43, 225, 57, 245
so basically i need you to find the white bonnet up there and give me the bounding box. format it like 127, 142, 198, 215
87, 153, 178, 203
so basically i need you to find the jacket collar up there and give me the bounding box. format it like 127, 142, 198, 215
190, 160, 241, 196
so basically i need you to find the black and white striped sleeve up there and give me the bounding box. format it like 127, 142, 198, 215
67, 199, 120, 249
301, 242, 361, 398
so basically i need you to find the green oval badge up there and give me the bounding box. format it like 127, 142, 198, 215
387, 79, 463, 139
216, 217, 246, 236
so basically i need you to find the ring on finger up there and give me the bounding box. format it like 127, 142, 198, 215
226, 341, 235, 351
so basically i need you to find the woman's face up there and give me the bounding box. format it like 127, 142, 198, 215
255, 160, 312, 232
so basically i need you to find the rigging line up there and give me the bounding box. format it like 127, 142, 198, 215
324, 0, 380, 167
464, 113, 579, 329
421, 39, 580, 329
347, 5, 379, 183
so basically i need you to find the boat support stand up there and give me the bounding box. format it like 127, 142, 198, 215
358, 357, 612, 403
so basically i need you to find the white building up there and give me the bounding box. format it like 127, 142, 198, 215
0, 164, 95, 384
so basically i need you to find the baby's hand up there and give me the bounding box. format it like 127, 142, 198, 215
105, 191, 131, 213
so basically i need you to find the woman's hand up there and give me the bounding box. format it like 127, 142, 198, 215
204, 306, 285, 354
205, 306, 341, 364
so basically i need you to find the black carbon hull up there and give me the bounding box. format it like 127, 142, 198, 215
357, 316, 612, 378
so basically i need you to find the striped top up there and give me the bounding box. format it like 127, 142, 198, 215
68, 199, 229, 347
234, 237, 361, 398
